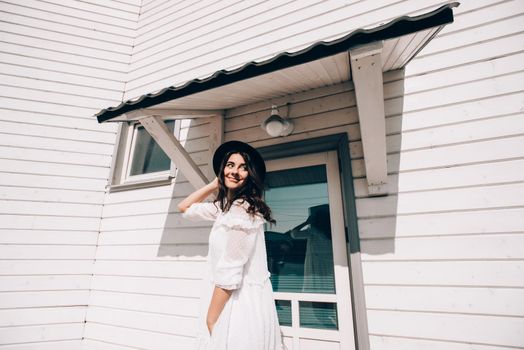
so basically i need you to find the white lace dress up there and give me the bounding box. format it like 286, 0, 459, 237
182, 198, 285, 350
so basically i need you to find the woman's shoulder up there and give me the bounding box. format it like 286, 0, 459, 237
217, 198, 266, 230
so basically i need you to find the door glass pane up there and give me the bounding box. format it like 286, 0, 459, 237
264, 164, 335, 294
275, 300, 292, 326
299, 301, 338, 330
129, 120, 175, 176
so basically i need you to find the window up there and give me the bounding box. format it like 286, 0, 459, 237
109, 119, 180, 191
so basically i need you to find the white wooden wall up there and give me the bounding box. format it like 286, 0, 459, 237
124, 0, 476, 101
2, 0, 523, 349
93, 0, 521, 349
82, 118, 217, 349
0, 0, 139, 348
226, 1, 524, 349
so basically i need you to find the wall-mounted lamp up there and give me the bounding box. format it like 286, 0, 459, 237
261, 104, 294, 137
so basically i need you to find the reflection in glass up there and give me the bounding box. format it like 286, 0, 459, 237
299, 301, 338, 330
264, 165, 335, 294
129, 120, 175, 176
275, 300, 292, 326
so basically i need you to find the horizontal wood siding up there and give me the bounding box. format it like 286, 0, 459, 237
123, 0, 467, 101
82, 0, 524, 349
4, 0, 516, 349
0, 0, 139, 348
82, 118, 215, 348
222, 1, 523, 349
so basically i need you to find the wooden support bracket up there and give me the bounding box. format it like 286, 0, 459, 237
207, 114, 224, 180
350, 42, 388, 196
139, 115, 209, 189
113, 108, 223, 122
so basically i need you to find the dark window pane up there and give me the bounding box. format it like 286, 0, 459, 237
299, 301, 338, 330
264, 164, 335, 294
129, 120, 175, 176
275, 300, 292, 326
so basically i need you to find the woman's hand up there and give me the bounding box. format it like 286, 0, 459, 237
177, 177, 220, 213
210, 177, 219, 191
206, 318, 215, 336
206, 286, 233, 337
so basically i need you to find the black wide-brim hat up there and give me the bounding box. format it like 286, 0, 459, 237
212, 140, 266, 181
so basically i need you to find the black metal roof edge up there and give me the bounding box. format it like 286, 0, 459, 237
96, 2, 459, 123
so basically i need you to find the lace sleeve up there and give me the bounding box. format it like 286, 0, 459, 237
181, 201, 220, 222
213, 202, 266, 290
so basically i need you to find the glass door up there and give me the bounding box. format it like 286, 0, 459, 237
263, 151, 355, 350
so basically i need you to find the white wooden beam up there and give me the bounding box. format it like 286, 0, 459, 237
350, 42, 388, 196
113, 108, 223, 122
139, 115, 209, 189
207, 114, 224, 180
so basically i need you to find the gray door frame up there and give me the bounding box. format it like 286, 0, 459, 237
258, 133, 369, 350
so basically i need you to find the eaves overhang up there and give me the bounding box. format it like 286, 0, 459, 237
95, 2, 458, 123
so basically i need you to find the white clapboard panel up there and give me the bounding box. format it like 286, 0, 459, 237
88, 290, 200, 318
0, 108, 117, 132
0, 324, 84, 346
81, 339, 135, 350
93, 260, 206, 280
0, 61, 124, 91
0, 245, 96, 260
369, 335, 510, 350
365, 285, 524, 316
0, 274, 91, 292
421, 9, 524, 56
356, 183, 524, 217
0, 292, 89, 310
0, 341, 81, 350
0, 260, 94, 275
0, 200, 103, 217
354, 159, 524, 196
12, 0, 137, 27
0, 186, 105, 204
0, 172, 107, 192
90, 275, 202, 298
358, 207, 524, 238
0, 147, 112, 167
94, 244, 208, 262
0, 159, 109, 179
390, 51, 524, 100
362, 260, 524, 287
101, 197, 173, 218
86, 306, 197, 338
386, 91, 524, 132
360, 233, 524, 261
97, 227, 210, 245
367, 309, 524, 348
83, 322, 194, 350
0, 119, 115, 144
0, 133, 115, 155
408, 32, 524, 75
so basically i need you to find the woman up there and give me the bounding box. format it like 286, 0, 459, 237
178, 140, 285, 350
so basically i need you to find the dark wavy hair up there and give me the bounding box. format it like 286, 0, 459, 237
213, 150, 276, 226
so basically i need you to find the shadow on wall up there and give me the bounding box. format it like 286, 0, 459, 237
157, 119, 214, 259
357, 68, 404, 256
153, 69, 406, 261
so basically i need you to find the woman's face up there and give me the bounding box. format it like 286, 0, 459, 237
223, 153, 249, 191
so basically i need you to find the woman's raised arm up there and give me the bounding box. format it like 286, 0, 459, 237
177, 177, 219, 213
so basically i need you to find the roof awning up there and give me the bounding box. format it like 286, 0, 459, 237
95, 2, 458, 123
97, 3, 458, 195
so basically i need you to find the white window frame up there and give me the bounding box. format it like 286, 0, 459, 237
107, 119, 181, 192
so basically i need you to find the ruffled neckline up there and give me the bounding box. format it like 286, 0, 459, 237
215, 199, 266, 230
